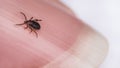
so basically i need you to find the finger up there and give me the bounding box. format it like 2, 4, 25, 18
0, 0, 108, 68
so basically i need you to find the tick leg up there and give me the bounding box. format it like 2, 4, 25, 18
20, 12, 27, 20
33, 30, 38, 38
30, 17, 33, 20
29, 27, 38, 37
34, 19, 42, 21
29, 26, 33, 33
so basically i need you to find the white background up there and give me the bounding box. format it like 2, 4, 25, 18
60, 0, 120, 68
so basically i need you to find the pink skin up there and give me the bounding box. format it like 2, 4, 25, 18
0, 0, 108, 68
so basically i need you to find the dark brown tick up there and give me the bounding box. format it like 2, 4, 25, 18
16, 12, 42, 37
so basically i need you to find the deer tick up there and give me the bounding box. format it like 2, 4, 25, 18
16, 12, 42, 37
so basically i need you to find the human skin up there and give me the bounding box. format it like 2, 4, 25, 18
0, 0, 108, 68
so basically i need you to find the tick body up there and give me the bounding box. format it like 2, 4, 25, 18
28, 20, 40, 30
16, 12, 42, 37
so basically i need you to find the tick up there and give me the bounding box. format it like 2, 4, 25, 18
16, 12, 42, 37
